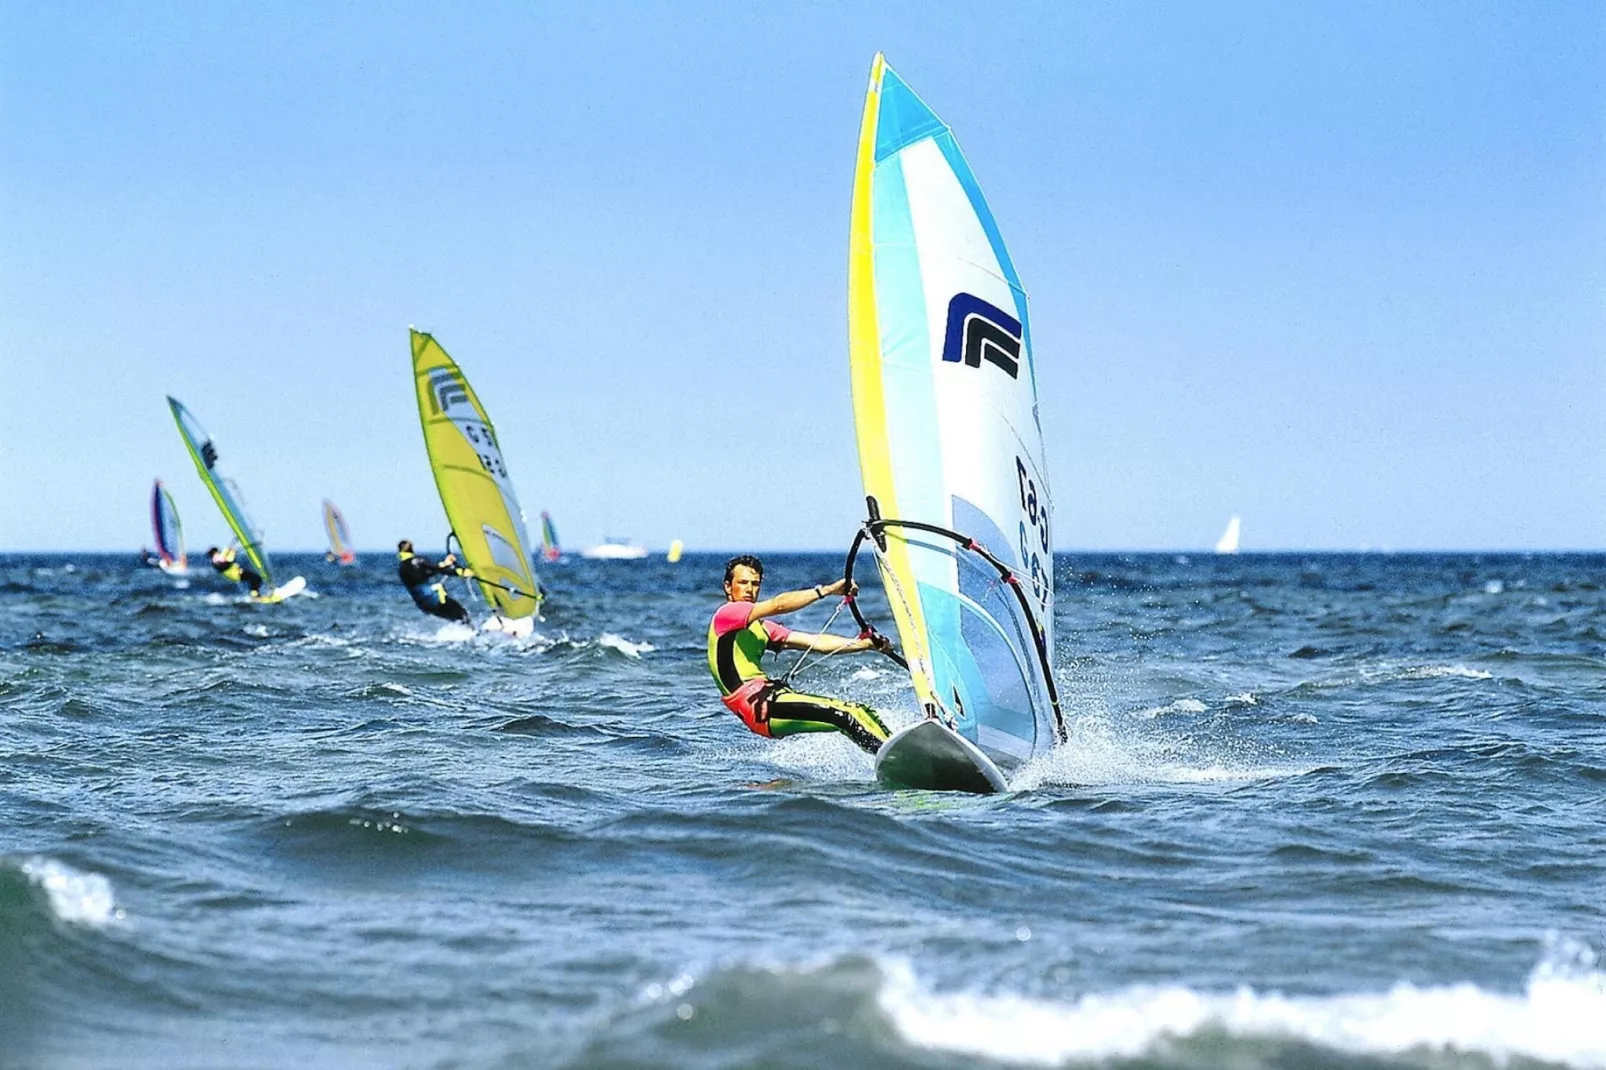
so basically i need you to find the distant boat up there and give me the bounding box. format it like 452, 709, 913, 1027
323, 499, 356, 565
582, 539, 649, 560
168, 396, 304, 600
411, 328, 543, 634
150, 479, 187, 574
666, 539, 684, 564
539, 511, 562, 562
1215, 516, 1241, 554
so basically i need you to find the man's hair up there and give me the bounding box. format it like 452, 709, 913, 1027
397, 539, 413, 553
206, 546, 219, 556
723, 554, 764, 584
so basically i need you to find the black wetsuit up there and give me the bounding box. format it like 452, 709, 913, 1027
398, 552, 471, 624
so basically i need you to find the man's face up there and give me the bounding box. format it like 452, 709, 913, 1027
724, 565, 762, 603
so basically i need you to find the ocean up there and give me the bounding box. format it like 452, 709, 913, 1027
2, 551, 1603, 1069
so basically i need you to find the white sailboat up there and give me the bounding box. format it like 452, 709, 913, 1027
1215, 516, 1241, 554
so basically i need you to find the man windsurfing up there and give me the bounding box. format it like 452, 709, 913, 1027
207, 546, 263, 597
708, 555, 891, 754
397, 539, 473, 624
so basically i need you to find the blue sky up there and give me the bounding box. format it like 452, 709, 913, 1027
3, 2, 1603, 552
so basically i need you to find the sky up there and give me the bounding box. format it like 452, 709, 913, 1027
3, 1, 1603, 553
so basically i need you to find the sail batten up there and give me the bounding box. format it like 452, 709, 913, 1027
167, 397, 273, 587
848, 55, 1058, 770
410, 330, 541, 619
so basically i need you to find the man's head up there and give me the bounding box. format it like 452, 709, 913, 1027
397, 539, 413, 554
206, 546, 221, 559
723, 554, 764, 603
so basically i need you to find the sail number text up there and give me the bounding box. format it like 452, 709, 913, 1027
1016, 457, 1050, 602
459, 420, 508, 479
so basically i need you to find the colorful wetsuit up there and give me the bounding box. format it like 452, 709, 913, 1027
397, 551, 471, 624
211, 549, 263, 595
706, 601, 889, 755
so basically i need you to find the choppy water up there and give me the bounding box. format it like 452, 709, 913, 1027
3, 551, 1604, 1069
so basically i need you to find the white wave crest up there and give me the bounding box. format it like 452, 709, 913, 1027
598, 633, 655, 658
20, 857, 123, 927
1401, 664, 1494, 681
1011, 715, 1312, 791
879, 947, 1606, 1068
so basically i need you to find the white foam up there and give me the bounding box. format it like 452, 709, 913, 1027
1131, 698, 1207, 720
1010, 715, 1312, 791
879, 946, 1606, 1068
20, 857, 122, 927
1401, 665, 1494, 681
202, 593, 229, 606
598, 633, 655, 658
1484, 580, 1505, 595
244, 624, 270, 638
429, 623, 477, 643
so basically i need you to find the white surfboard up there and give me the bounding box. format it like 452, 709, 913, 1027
254, 575, 307, 603
875, 718, 1008, 794
482, 614, 535, 638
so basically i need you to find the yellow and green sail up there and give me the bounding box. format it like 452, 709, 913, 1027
410, 329, 541, 619
167, 396, 273, 587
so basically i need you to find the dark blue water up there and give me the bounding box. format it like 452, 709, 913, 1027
3, 552, 1603, 1069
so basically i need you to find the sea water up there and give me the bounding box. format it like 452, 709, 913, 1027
2, 552, 1603, 1069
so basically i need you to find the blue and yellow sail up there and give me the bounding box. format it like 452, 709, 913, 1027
411, 330, 541, 620
848, 55, 1057, 767
167, 397, 274, 588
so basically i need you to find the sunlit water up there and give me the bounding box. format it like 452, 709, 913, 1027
2, 552, 1603, 1069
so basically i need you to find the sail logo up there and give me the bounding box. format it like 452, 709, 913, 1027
941, 293, 1021, 379
428, 369, 470, 414
200, 441, 219, 469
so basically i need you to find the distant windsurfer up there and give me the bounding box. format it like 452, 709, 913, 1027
139, 548, 163, 569
207, 546, 263, 597
397, 540, 473, 624
707, 555, 891, 755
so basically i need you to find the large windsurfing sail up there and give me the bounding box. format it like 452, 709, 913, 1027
844, 54, 1061, 770
150, 479, 186, 570
167, 396, 274, 588
539, 511, 562, 562
410, 329, 541, 619
323, 499, 356, 564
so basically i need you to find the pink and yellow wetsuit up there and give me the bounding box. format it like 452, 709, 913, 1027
707, 601, 889, 754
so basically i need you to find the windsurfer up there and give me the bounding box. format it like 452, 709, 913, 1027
707, 555, 891, 755
207, 546, 263, 596
397, 540, 472, 624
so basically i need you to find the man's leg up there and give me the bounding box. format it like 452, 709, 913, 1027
764, 688, 890, 755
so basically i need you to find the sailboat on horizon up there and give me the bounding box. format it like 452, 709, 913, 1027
1215, 516, 1241, 554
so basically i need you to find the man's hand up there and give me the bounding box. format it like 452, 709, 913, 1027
869, 633, 894, 654
819, 577, 858, 599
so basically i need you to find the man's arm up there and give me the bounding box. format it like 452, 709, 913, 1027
747, 577, 852, 623
777, 630, 889, 655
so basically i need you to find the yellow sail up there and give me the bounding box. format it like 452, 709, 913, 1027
410, 329, 541, 619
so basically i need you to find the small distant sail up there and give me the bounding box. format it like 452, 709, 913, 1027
411, 329, 542, 619
539, 511, 562, 562
167, 397, 274, 588
666, 539, 684, 564
323, 499, 356, 565
150, 479, 186, 572
1215, 516, 1241, 554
